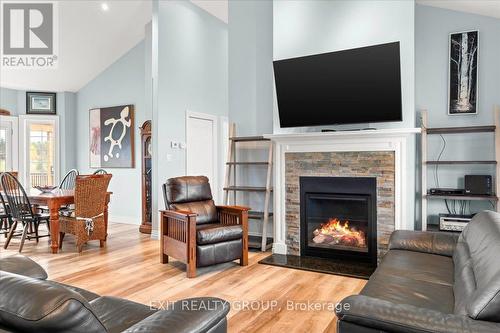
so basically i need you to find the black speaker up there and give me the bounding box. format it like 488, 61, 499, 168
464, 175, 493, 195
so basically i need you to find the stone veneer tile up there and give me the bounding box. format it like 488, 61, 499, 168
285, 151, 395, 259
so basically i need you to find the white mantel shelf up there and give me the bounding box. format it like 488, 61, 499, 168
264, 128, 421, 141
265, 127, 421, 255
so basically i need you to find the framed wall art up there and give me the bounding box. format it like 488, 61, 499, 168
89, 105, 135, 168
448, 30, 479, 115
26, 92, 57, 115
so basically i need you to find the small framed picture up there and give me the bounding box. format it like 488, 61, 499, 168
26, 92, 57, 115
448, 30, 479, 115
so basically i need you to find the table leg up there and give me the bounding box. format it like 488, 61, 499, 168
49, 202, 60, 254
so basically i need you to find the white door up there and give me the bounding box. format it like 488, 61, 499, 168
186, 111, 218, 202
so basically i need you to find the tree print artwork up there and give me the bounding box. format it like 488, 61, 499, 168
449, 31, 478, 115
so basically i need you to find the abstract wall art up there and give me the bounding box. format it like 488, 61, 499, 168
89, 105, 134, 168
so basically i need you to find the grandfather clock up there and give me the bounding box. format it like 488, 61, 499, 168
139, 120, 152, 234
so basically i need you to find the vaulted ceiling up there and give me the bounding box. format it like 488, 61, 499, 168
1, 0, 152, 92
416, 0, 500, 19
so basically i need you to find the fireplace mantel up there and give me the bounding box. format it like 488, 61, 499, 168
264, 128, 421, 255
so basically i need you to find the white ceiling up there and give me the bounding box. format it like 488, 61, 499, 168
190, 0, 228, 23
416, 0, 500, 19
1, 0, 152, 92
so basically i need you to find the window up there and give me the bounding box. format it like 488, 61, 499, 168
28, 123, 55, 187
20, 115, 59, 189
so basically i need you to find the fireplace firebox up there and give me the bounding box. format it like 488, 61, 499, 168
300, 176, 377, 264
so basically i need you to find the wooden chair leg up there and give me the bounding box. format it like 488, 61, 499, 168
59, 232, 65, 249
77, 243, 84, 253
161, 254, 169, 264
99, 240, 105, 248
4, 221, 17, 249
187, 261, 196, 278
19, 223, 29, 253
34, 222, 39, 243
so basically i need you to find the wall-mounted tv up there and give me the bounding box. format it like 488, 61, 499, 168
273, 42, 402, 128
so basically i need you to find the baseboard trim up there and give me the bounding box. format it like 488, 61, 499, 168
150, 229, 159, 240
109, 215, 140, 225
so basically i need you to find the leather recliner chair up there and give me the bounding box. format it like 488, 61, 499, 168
161, 176, 249, 278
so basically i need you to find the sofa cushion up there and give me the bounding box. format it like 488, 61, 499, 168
197, 224, 243, 245
50, 281, 101, 302
0, 271, 106, 333
122, 297, 230, 333
377, 250, 454, 286
0, 254, 48, 279
460, 211, 500, 322
171, 200, 218, 225
361, 250, 455, 314
89, 296, 156, 333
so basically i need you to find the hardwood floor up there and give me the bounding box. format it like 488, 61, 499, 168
0, 222, 366, 333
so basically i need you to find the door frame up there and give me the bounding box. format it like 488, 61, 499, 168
19, 115, 60, 188
0, 115, 19, 173
185, 110, 219, 203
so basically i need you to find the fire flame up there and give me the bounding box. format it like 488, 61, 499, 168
312, 218, 366, 248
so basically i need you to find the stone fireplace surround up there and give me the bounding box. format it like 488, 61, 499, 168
264, 128, 420, 259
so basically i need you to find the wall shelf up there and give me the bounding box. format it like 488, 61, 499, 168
426, 125, 495, 135
420, 107, 500, 232
224, 124, 274, 251
425, 194, 498, 201
426, 160, 497, 165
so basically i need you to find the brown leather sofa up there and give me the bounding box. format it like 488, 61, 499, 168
161, 176, 249, 278
336, 210, 500, 333
0, 255, 230, 333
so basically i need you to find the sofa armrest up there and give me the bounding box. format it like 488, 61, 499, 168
337, 295, 500, 333
122, 297, 229, 333
0, 254, 48, 280
388, 230, 459, 257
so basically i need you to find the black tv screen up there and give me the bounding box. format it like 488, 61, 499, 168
273, 42, 402, 128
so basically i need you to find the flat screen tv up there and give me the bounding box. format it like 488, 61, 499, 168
273, 42, 402, 128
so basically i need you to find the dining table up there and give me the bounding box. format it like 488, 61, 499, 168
28, 189, 112, 254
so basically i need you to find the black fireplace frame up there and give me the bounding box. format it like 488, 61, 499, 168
300, 176, 377, 265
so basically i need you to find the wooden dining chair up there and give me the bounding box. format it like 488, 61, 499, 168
59, 169, 79, 189
59, 174, 112, 252
0, 172, 18, 238
93, 169, 108, 175
1, 172, 50, 252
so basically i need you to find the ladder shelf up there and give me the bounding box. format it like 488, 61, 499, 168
223, 124, 274, 251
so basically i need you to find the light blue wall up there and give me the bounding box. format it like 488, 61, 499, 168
0, 88, 18, 114
155, 1, 228, 213
228, 0, 273, 136
0, 87, 77, 173
76, 39, 150, 224
273, 0, 415, 132
416, 5, 500, 222
272, 0, 416, 229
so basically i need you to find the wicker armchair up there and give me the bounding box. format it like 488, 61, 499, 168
59, 174, 112, 252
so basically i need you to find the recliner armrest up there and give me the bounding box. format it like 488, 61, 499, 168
388, 230, 459, 257
122, 297, 229, 333
337, 295, 500, 333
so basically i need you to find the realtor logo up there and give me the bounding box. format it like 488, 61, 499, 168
1, 1, 58, 68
